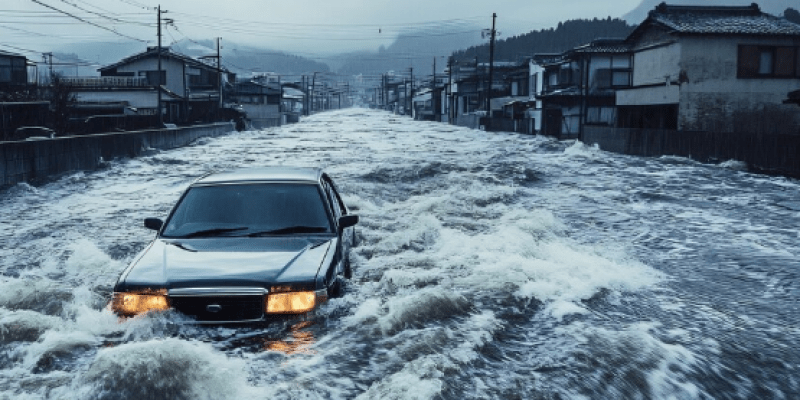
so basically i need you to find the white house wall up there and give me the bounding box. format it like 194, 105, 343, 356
632, 42, 682, 86
114, 58, 186, 97
678, 36, 800, 132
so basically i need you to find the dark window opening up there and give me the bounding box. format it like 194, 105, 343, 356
140, 70, 167, 86
738, 45, 798, 78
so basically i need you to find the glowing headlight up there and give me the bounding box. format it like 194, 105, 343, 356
111, 291, 170, 316
266, 290, 325, 314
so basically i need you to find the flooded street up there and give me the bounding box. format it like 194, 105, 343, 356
1, 108, 798, 399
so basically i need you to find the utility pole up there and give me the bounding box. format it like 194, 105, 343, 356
448, 57, 453, 121
433, 57, 437, 120
157, 5, 163, 125
311, 72, 317, 114
487, 12, 497, 114
302, 75, 307, 116
384, 74, 388, 110
42, 53, 53, 79
217, 37, 223, 113
403, 79, 407, 115
409, 67, 413, 116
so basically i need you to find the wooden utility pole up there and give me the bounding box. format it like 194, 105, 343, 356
433, 57, 437, 120
448, 57, 453, 121
311, 72, 317, 114
157, 5, 162, 125
409, 67, 413, 116
487, 12, 497, 114
217, 38, 223, 112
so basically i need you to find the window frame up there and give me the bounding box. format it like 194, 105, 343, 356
738, 45, 799, 79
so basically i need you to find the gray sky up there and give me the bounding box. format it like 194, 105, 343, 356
2, 0, 641, 57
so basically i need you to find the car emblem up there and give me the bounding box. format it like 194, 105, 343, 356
206, 304, 222, 313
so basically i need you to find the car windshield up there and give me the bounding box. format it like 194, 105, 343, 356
161, 183, 332, 238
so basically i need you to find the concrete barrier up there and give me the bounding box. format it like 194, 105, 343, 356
0, 122, 234, 188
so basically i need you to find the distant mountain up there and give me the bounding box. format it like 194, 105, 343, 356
168, 40, 330, 78
48, 39, 329, 78
623, 0, 800, 23
335, 28, 484, 76
451, 17, 634, 63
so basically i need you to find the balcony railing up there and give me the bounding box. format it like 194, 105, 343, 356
60, 76, 149, 88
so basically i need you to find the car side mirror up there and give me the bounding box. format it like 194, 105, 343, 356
144, 218, 164, 231
338, 215, 359, 231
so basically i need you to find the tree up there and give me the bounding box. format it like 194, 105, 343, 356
48, 73, 76, 136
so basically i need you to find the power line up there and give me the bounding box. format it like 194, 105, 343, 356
113, 0, 155, 11
28, 0, 148, 42
55, 0, 152, 26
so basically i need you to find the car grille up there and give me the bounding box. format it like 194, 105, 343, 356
169, 295, 264, 322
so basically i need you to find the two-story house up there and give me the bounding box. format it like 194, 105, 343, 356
230, 76, 282, 129
538, 38, 632, 138
615, 3, 800, 134
96, 47, 235, 124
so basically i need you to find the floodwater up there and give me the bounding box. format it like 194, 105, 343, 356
0, 109, 798, 399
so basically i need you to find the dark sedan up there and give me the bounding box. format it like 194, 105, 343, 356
111, 167, 358, 323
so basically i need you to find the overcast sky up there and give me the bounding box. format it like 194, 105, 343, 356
2, 0, 642, 57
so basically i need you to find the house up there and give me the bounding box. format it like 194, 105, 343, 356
537, 38, 632, 138
62, 76, 160, 132
486, 58, 545, 134
413, 74, 447, 121
97, 47, 236, 124
448, 60, 482, 128
0, 50, 28, 90
230, 76, 282, 129
615, 3, 800, 134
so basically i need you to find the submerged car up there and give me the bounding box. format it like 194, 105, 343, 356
111, 167, 359, 323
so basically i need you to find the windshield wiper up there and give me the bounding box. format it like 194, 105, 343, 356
247, 226, 329, 236
181, 227, 249, 238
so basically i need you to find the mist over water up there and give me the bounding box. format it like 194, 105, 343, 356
1, 109, 798, 399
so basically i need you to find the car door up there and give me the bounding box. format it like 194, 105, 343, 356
321, 175, 353, 279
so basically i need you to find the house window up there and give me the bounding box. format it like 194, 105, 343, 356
586, 107, 615, 126
738, 45, 798, 78
140, 70, 166, 85
0, 57, 11, 83
548, 71, 558, 88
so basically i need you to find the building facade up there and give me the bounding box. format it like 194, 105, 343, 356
617, 3, 800, 134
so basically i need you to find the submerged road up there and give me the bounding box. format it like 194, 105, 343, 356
1, 109, 798, 399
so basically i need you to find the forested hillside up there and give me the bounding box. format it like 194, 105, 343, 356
452, 17, 634, 63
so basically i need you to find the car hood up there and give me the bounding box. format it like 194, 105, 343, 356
116, 236, 334, 291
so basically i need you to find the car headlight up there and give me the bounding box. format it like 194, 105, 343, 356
111, 291, 170, 316
266, 289, 327, 314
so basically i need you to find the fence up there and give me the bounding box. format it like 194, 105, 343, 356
0, 122, 234, 187
583, 127, 800, 178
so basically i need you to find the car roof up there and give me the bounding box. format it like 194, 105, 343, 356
194, 167, 323, 185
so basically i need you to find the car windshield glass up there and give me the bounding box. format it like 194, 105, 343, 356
161, 183, 332, 238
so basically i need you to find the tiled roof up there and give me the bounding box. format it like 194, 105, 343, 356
648, 3, 800, 36
0, 49, 24, 58
99, 47, 228, 73
572, 38, 631, 54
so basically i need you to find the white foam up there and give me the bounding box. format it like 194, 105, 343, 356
79, 338, 258, 400
355, 355, 448, 400
718, 159, 748, 170
563, 140, 601, 157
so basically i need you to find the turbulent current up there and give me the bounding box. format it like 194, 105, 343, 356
1, 109, 798, 399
